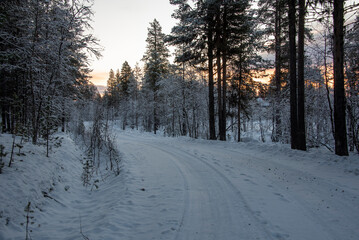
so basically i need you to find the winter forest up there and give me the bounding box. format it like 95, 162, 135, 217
103, 0, 359, 156
1, 0, 359, 239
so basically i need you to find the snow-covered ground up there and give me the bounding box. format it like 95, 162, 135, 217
1, 128, 358, 240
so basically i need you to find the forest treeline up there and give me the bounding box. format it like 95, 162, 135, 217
1, 0, 358, 157
0, 0, 101, 143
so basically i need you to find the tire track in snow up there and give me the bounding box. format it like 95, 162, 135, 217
114, 139, 188, 239
199, 145, 359, 240
167, 141, 358, 240
137, 144, 191, 239
116, 133, 359, 239
143, 142, 276, 240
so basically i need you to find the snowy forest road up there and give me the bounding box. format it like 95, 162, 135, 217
115, 131, 359, 240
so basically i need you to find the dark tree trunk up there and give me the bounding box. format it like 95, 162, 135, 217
221, 4, 228, 141
217, 50, 223, 140
297, 0, 306, 150
237, 56, 243, 142
61, 116, 65, 132
153, 93, 158, 135
273, 0, 282, 142
333, 0, 348, 156
216, 10, 223, 141
208, 14, 216, 140
288, 0, 298, 149
182, 62, 187, 136
323, 31, 335, 140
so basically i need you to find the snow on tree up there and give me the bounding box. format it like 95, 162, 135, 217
0, 0, 101, 144
142, 19, 170, 134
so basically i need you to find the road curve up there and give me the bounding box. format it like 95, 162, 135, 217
115, 132, 359, 240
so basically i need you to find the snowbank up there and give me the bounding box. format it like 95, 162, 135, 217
0, 133, 84, 239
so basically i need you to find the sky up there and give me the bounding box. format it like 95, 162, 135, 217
89, 0, 176, 86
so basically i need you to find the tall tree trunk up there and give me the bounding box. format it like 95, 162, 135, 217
182, 92, 187, 136
221, 4, 228, 141
324, 30, 335, 140
217, 51, 223, 140
297, 0, 306, 150
273, 0, 282, 142
180, 60, 186, 136
153, 93, 157, 134
208, 14, 216, 140
288, 0, 298, 149
237, 56, 243, 142
216, 10, 223, 141
172, 103, 175, 137
333, 0, 348, 156
61, 101, 65, 132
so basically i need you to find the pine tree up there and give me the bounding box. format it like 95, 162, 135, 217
168, 0, 262, 141
333, 0, 348, 156
118, 61, 132, 130
297, 0, 307, 150
288, 0, 298, 149
168, 0, 217, 139
258, 0, 289, 143
311, 0, 352, 155
205, 1, 217, 140
120, 61, 132, 97
142, 19, 169, 134
132, 63, 142, 130
225, 0, 261, 142
106, 69, 118, 108
106, 69, 116, 94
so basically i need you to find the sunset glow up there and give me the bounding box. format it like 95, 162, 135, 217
89, 0, 176, 87
90, 71, 109, 86
253, 68, 275, 84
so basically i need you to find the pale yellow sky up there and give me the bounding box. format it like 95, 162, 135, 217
89, 0, 176, 86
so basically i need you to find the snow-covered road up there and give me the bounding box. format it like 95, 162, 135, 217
115, 131, 359, 240
3, 130, 358, 240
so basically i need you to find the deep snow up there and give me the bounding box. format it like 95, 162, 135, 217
0, 128, 358, 240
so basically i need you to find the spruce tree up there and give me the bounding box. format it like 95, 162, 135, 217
106, 69, 116, 94
142, 19, 169, 134
106, 69, 118, 108
120, 61, 132, 97
118, 61, 132, 130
